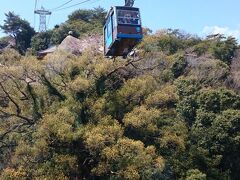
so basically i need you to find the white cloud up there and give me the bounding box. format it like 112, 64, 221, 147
202, 26, 240, 40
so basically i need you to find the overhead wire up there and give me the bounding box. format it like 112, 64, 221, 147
89, 0, 101, 4
50, 0, 74, 11
35, 0, 38, 10
47, 14, 51, 30
35, 0, 102, 30
52, 0, 93, 12
34, 0, 38, 29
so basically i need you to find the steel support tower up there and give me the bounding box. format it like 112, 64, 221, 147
34, 7, 51, 32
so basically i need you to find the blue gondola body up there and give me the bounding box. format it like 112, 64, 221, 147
104, 6, 143, 57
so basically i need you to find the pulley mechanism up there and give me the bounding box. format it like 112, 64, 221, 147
125, 0, 135, 7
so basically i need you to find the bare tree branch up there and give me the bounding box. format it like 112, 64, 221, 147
0, 81, 21, 115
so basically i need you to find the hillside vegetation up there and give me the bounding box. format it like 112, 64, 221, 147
0, 8, 240, 180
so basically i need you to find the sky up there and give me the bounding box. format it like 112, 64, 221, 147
0, 0, 240, 39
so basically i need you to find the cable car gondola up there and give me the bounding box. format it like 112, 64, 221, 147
104, 0, 143, 57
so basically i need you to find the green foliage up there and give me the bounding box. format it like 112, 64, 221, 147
193, 40, 211, 56
117, 75, 157, 106
171, 55, 188, 78
191, 110, 240, 179
30, 31, 53, 54
84, 117, 124, 155
105, 75, 157, 120
187, 59, 230, 87
160, 121, 188, 152
50, 22, 80, 45
146, 85, 179, 109
177, 96, 197, 125
139, 33, 183, 54
0, 8, 240, 180
186, 169, 206, 180
210, 36, 238, 65
0, 48, 21, 65
124, 106, 160, 142
197, 88, 240, 113
0, 12, 35, 54
139, 29, 200, 55
68, 7, 106, 25
193, 35, 238, 65
50, 8, 106, 45
175, 77, 200, 98
93, 138, 165, 179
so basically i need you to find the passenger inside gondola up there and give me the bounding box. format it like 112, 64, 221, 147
117, 10, 140, 25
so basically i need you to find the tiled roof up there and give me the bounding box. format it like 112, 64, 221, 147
38, 45, 58, 54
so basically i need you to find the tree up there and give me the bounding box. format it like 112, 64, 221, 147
1, 16, 240, 179
197, 89, 240, 113
68, 7, 106, 24
0, 12, 35, 54
171, 55, 188, 78
50, 23, 77, 45
123, 106, 160, 142
48, 7, 106, 45
93, 138, 165, 179
30, 31, 53, 54
186, 169, 206, 180
210, 36, 238, 65
193, 35, 238, 65
191, 110, 240, 179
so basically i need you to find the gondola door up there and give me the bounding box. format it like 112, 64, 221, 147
104, 11, 114, 56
